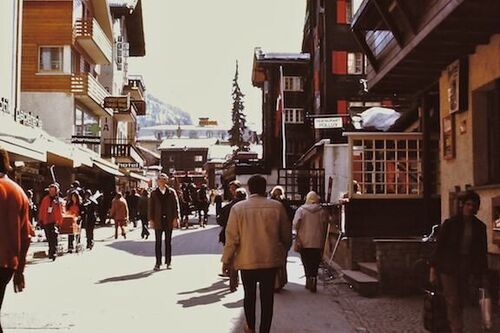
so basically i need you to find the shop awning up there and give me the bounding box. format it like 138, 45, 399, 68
128, 171, 149, 182
92, 159, 124, 177
0, 135, 46, 162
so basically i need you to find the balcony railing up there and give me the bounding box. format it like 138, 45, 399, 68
74, 18, 112, 64
102, 139, 143, 164
346, 132, 424, 198
123, 75, 146, 101
71, 73, 112, 117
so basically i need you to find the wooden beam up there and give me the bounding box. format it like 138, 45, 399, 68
353, 28, 379, 72
372, 0, 405, 47
394, 0, 416, 34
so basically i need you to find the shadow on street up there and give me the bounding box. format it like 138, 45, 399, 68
106, 225, 224, 257
96, 269, 155, 284
177, 279, 236, 308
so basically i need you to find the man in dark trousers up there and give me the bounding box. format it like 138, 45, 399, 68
38, 183, 63, 260
222, 175, 292, 333
0, 148, 31, 333
82, 189, 97, 250
149, 174, 179, 271
430, 190, 489, 333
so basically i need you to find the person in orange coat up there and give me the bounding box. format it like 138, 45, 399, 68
0, 148, 31, 333
38, 183, 63, 260
110, 192, 128, 239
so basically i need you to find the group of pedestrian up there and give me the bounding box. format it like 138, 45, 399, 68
219, 175, 329, 333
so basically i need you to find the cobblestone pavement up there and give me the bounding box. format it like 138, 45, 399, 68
321, 268, 500, 333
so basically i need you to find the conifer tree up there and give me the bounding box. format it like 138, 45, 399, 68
228, 61, 248, 151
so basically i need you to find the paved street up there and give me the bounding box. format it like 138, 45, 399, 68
1, 213, 354, 333
2, 211, 499, 332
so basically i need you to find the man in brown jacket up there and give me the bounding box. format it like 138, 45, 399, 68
149, 174, 179, 271
109, 192, 128, 239
0, 148, 31, 333
222, 175, 292, 333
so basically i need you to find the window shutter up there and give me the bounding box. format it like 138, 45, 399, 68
332, 51, 347, 74
337, 100, 347, 114
337, 0, 347, 24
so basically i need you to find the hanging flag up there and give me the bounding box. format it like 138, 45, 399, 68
275, 66, 284, 138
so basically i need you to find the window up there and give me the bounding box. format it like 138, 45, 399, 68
194, 167, 203, 173
74, 106, 100, 153
194, 155, 203, 162
39, 47, 64, 72
284, 76, 303, 91
347, 53, 364, 74
345, 0, 364, 24
284, 108, 304, 124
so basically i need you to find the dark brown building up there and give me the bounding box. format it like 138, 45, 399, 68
302, 0, 404, 144
251, 48, 313, 170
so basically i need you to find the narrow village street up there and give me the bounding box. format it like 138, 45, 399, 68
1, 211, 354, 333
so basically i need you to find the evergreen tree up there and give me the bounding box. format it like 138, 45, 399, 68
228, 61, 248, 151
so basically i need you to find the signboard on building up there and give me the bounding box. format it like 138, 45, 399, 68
118, 162, 140, 169
314, 117, 343, 129
71, 135, 101, 144
104, 95, 130, 110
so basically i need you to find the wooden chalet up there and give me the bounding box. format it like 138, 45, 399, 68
334, 0, 500, 295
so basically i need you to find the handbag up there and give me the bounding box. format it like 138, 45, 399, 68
423, 285, 448, 332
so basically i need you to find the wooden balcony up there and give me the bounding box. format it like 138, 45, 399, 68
352, 0, 500, 94
74, 18, 113, 64
123, 75, 146, 101
102, 139, 144, 164
71, 73, 112, 117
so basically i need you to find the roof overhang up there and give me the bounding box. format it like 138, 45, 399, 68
110, 0, 145, 56
352, 0, 500, 95
91, 0, 114, 40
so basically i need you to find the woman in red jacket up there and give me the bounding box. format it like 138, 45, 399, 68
65, 191, 82, 253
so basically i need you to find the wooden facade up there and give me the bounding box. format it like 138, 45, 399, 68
251, 49, 312, 170
22, 1, 73, 92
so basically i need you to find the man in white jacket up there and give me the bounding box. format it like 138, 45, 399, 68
222, 175, 292, 333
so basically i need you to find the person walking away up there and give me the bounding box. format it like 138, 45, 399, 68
217, 188, 247, 288
38, 183, 63, 260
82, 190, 97, 249
65, 191, 82, 253
149, 174, 180, 271
293, 191, 329, 292
0, 148, 31, 333
270, 185, 294, 291
197, 184, 209, 227
429, 190, 489, 333
222, 175, 292, 333
137, 189, 150, 239
128, 189, 139, 228
214, 186, 223, 217
110, 192, 128, 239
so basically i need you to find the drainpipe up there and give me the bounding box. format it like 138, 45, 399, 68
12, 0, 23, 121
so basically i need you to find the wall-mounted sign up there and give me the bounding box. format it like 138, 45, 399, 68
71, 135, 101, 144
314, 117, 343, 129
118, 162, 140, 169
442, 115, 455, 160
104, 95, 130, 110
447, 58, 468, 114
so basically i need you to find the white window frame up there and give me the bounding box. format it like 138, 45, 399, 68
194, 155, 203, 162
283, 76, 303, 92
347, 52, 364, 75
284, 108, 304, 124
